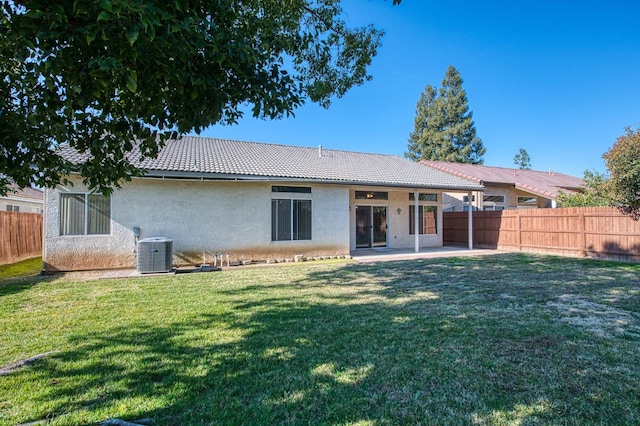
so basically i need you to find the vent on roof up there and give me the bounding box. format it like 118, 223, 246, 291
137, 237, 173, 273
318, 144, 323, 158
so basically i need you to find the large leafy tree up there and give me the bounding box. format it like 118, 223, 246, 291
556, 126, 640, 220
556, 169, 610, 207
1, 0, 397, 195
603, 126, 640, 220
405, 65, 485, 164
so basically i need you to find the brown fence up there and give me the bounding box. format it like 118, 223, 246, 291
0, 211, 43, 265
444, 207, 640, 262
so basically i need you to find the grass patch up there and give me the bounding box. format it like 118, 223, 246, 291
1, 253, 639, 425
0, 257, 42, 282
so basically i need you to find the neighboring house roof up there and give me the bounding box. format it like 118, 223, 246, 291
58, 136, 484, 191
2, 183, 44, 202
420, 161, 583, 199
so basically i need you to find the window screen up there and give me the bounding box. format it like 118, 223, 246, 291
483, 195, 505, 203
409, 193, 438, 202
60, 193, 110, 235
409, 205, 437, 235
272, 199, 312, 241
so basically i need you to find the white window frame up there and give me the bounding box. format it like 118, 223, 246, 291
517, 196, 538, 205
483, 194, 506, 203
409, 204, 438, 235
59, 193, 111, 236
271, 188, 313, 242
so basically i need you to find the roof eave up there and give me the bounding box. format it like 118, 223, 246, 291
514, 183, 556, 199
142, 170, 485, 191
481, 181, 516, 187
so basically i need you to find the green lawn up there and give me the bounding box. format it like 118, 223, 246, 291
1, 254, 639, 425
0, 257, 42, 282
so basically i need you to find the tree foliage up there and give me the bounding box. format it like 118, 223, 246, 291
405, 65, 485, 164
556, 127, 640, 220
513, 148, 531, 170
556, 170, 610, 207
1, 0, 392, 195
603, 126, 640, 220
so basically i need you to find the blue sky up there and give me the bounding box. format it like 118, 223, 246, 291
199, 1, 640, 178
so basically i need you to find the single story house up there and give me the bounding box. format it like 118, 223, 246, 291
1, 183, 44, 214
420, 161, 583, 212
43, 137, 483, 271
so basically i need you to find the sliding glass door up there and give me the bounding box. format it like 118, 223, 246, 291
355, 206, 387, 248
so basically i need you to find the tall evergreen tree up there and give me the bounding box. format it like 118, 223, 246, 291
405, 66, 485, 164
513, 148, 532, 169
406, 85, 440, 161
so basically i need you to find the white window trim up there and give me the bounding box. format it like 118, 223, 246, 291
270, 186, 313, 242
517, 196, 538, 205
409, 203, 439, 235
271, 198, 312, 242
59, 193, 112, 236
483, 194, 506, 203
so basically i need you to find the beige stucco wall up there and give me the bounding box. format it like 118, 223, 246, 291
348, 188, 443, 251
44, 179, 134, 271
1, 197, 43, 213
44, 177, 350, 271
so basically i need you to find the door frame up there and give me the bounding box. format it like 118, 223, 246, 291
355, 204, 388, 249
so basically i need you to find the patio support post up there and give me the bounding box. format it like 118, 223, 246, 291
414, 190, 419, 253
467, 191, 474, 250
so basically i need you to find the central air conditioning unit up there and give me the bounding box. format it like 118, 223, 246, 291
137, 237, 173, 273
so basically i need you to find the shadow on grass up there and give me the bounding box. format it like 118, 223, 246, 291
11, 254, 640, 424
0, 275, 53, 299
0, 257, 48, 297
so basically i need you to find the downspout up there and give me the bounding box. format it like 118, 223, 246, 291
467, 191, 473, 250
414, 190, 419, 253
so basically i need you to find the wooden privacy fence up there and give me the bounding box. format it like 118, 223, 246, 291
444, 207, 640, 262
0, 211, 43, 265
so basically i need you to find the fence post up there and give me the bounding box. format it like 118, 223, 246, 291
442, 207, 639, 261
579, 212, 586, 257
516, 211, 521, 251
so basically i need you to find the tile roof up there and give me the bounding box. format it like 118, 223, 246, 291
58, 136, 484, 190
3, 183, 44, 201
420, 160, 583, 199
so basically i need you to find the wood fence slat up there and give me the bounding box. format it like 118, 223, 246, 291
444, 207, 640, 262
0, 211, 42, 265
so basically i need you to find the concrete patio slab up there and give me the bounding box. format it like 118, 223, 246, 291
350, 246, 507, 263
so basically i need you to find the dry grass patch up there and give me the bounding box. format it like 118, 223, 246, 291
548, 294, 640, 338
